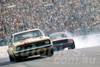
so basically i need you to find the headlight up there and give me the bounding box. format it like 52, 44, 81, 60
16, 47, 21, 51
45, 40, 50, 44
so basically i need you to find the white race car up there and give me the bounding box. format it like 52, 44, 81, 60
49, 32, 75, 50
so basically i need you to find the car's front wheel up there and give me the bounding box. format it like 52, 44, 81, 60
46, 48, 54, 57
8, 53, 21, 62
9, 55, 14, 62
14, 56, 22, 62
68, 42, 75, 50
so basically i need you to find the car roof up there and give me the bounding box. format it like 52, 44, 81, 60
49, 32, 67, 36
13, 29, 42, 36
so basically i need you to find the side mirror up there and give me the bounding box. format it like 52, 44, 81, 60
8, 43, 12, 47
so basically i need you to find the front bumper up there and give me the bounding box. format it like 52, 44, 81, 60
14, 44, 53, 57
53, 43, 73, 50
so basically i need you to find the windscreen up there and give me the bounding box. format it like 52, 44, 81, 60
49, 33, 67, 40
14, 30, 43, 42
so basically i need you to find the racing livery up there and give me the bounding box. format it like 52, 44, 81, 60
7, 29, 54, 62
49, 32, 75, 50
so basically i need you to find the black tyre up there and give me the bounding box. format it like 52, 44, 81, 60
46, 48, 54, 57
68, 42, 75, 50
14, 56, 22, 62
9, 55, 14, 62
8, 52, 21, 62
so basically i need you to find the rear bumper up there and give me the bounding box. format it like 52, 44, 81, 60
14, 44, 53, 57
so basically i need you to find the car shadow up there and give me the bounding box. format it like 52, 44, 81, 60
19, 56, 46, 63
0, 56, 46, 66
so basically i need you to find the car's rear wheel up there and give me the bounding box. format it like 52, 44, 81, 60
46, 48, 54, 57
68, 42, 75, 50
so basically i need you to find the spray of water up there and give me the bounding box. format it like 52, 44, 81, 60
73, 33, 100, 49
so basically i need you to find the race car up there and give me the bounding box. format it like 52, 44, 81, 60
49, 32, 75, 51
7, 29, 54, 62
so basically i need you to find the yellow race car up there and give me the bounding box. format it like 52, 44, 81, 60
7, 29, 54, 62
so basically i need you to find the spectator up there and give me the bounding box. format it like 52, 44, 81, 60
0, 0, 100, 45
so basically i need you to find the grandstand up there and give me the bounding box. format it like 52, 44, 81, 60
0, 0, 100, 46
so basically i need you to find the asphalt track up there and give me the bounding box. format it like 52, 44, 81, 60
0, 34, 100, 67
0, 46, 100, 67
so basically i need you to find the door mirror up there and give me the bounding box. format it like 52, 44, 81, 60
8, 43, 12, 47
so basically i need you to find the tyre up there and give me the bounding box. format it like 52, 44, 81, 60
68, 42, 75, 50
46, 48, 54, 57
9, 53, 21, 62
9, 54, 14, 62
14, 56, 22, 62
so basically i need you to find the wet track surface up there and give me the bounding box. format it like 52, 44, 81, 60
0, 34, 100, 67
0, 46, 100, 67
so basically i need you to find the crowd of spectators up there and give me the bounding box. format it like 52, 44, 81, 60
0, 0, 100, 46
